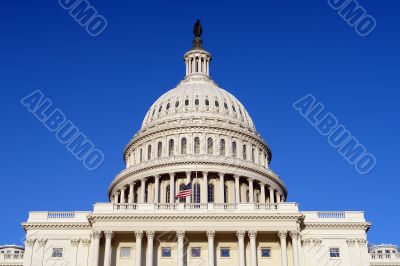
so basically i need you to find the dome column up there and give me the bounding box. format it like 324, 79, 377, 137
269, 186, 275, 204
248, 178, 254, 203
234, 175, 241, 203
185, 171, 191, 203
128, 183, 135, 204
169, 173, 175, 204
113, 191, 120, 204
218, 173, 225, 203
260, 182, 266, 203
154, 175, 160, 203
140, 178, 146, 203
276, 191, 281, 203
202, 172, 208, 204
120, 186, 126, 204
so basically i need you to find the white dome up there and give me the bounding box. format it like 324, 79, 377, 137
141, 75, 256, 132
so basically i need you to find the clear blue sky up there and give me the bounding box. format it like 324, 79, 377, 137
1, 0, 399, 245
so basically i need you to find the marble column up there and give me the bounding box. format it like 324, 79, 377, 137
269, 187, 275, 204
140, 178, 146, 203
278, 231, 288, 266
234, 175, 240, 203
135, 231, 143, 266
202, 171, 208, 203
185, 171, 191, 203
114, 192, 120, 204
218, 172, 225, 203
249, 231, 257, 266
71, 239, 80, 266
128, 183, 135, 203
290, 231, 300, 266
248, 178, 254, 203
169, 173, 175, 204
146, 231, 155, 266
121, 186, 126, 204
23, 239, 35, 266
92, 231, 101, 266
236, 230, 246, 266
260, 182, 266, 203
207, 231, 215, 266
154, 175, 160, 203
177, 231, 185, 266
103, 231, 113, 266
276, 191, 281, 203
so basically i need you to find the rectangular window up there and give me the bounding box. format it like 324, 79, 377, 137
261, 247, 271, 257
120, 247, 131, 258
220, 247, 230, 257
162, 247, 172, 257
330, 248, 340, 258
191, 247, 201, 257
52, 248, 63, 258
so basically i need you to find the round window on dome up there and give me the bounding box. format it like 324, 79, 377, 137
185, 99, 189, 106
195, 99, 199, 106
175, 101, 179, 108
205, 99, 209, 106
215, 101, 219, 107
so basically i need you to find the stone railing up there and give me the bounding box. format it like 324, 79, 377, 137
317, 211, 346, 219
94, 202, 299, 214
302, 211, 366, 223
0, 253, 24, 261
47, 211, 75, 219
371, 253, 400, 260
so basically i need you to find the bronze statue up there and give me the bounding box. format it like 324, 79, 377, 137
193, 19, 202, 38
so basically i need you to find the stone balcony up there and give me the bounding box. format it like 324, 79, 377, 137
302, 211, 367, 223
370, 253, 400, 265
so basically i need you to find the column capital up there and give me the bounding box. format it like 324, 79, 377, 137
259, 181, 265, 186
121, 186, 127, 191
248, 177, 254, 182
346, 239, 356, 247
177, 230, 185, 239
169, 172, 175, 177
154, 175, 160, 180
236, 230, 246, 239
269, 186, 275, 192
81, 239, 91, 247
218, 172, 225, 178
104, 231, 114, 239
206, 230, 215, 239
290, 231, 300, 240
25, 239, 36, 247
248, 230, 257, 239
185, 171, 191, 177
92, 230, 102, 239
140, 178, 146, 182
278, 231, 287, 239
115, 191, 120, 196
38, 239, 47, 247
357, 238, 367, 247
146, 231, 155, 239
135, 231, 144, 239
71, 239, 80, 247
202, 171, 209, 176
234, 174, 240, 180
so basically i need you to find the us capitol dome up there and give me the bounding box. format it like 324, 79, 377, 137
20, 21, 379, 266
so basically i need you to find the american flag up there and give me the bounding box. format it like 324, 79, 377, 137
175, 182, 192, 199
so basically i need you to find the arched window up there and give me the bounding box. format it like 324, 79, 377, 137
224, 102, 228, 109
147, 145, 152, 160
207, 137, 213, 155
205, 99, 210, 106
194, 137, 200, 155
181, 138, 187, 155
232, 142, 237, 158
232, 105, 236, 112
251, 146, 255, 163
246, 189, 250, 203
175, 101, 179, 108
158, 105, 162, 112
166, 103, 170, 110
140, 149, 143, 163
179, 184, 186, 203
185, 99, 189, 106
220, 139, 226, 156
165, 185, 170, 203
215, 101, 219, 107
243, 145, 247, 160
195, 99, 199, 106
193, 183, 201, 203
208, 184, 215, 203
157, 142, 162, 158
169, 139, 174, 156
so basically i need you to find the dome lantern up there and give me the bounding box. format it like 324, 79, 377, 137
184, 20, 212, 78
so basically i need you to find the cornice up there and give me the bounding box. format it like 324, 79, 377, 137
22, 222, 91, 231
302, 222, 371, 230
